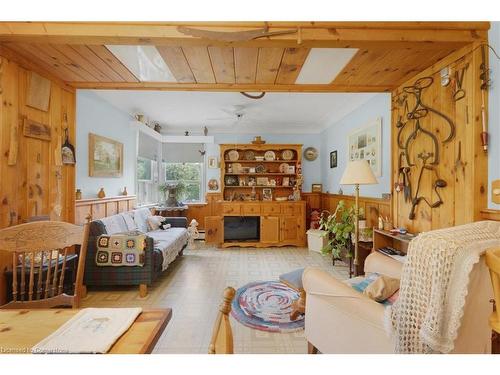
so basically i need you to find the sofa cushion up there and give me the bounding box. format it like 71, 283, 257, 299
120, 212, 138, 231
133, 207, 152, 233
147, 228, 188, 270
100, 214, 128, 235
147, 215, 165, 231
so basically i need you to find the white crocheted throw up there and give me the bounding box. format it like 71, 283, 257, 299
386, 221, 500, 353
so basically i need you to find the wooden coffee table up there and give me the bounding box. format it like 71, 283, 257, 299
0, 308, 172, 354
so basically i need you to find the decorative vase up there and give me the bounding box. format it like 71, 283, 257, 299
122, 186, 128, 196
75, 189, 82, 200
98, 188, 106, 199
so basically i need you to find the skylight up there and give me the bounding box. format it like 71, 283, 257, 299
106, 45, 176, 82
295, 48, 358, 84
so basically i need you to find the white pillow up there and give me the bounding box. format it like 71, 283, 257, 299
133, 207, 152, 233
120, 212, 138, 231
147, 215, 165, 231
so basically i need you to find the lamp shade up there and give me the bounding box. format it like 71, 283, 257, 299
340, 160, 378, 185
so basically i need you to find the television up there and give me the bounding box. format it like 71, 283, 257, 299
224, 216, 260, 242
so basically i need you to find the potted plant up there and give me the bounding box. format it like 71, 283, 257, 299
158, 182, 186, 207
319, 200, 361, 261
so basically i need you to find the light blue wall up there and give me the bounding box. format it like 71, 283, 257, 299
489, 22, 500, 209
320, 94, 392, 198
76, 91, 137, 198
205, 133, 322, 193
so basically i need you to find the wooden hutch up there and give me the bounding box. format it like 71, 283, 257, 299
205, 143, 306, 248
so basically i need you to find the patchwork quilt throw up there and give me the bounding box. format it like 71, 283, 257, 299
96, 232, 146, 267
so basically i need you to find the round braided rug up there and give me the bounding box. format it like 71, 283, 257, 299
231, 281, 304, 333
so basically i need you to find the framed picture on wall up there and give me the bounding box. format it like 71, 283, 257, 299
311, 183, 323, 193
208, 156, 218, 169
89, 133, 123, 177
348, 118, 382, 177
330, 150, 337, 168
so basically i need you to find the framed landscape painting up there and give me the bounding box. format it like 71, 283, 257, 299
89, 133, 123, 177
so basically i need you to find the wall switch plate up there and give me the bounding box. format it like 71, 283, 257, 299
493, 179, 500, 204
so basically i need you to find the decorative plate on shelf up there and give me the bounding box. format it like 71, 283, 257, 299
279, 163, 289, 173
303, 147, 318, 161
244, 150, 255, 160
255, 164, 265, 173
282, 149, 294, 160
225, 176, 238, 186
264, 150, 276, 161
228, 150, 240, 161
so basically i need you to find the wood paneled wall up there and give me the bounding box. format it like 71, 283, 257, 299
0, 52, 76, 304
391, 44, 488, 233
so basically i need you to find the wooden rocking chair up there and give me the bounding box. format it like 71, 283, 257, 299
0, 218, 90, 309
208, 287, 236, 354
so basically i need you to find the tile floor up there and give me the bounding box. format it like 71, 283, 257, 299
81, 242, 349, 354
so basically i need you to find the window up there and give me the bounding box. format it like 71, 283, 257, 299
137, 157, 158, 205
164, 162, 203, 203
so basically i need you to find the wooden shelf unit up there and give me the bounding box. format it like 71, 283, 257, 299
372, 228, 415, 254
220, 143, 303, 202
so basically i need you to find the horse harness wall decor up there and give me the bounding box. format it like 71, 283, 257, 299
395, 76, 456, 220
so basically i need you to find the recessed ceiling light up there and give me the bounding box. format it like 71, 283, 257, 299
295, 48, 358, 84
106, 45, 176, 82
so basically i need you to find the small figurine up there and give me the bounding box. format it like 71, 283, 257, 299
76, 189, 82, 200
310, 210, 321, 229
98, 188, 106, 199
378, 216, 384, 230
122, 186, 128, 196
188, 219, 199, 249
203, 126, 208, 136
338, 187, 343, 195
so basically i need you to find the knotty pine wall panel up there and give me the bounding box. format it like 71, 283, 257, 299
391, 44, 488, 233
0, 53, 76, 304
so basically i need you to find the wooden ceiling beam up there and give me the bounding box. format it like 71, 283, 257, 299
0, 22, 487, 49
66, 81, 392, 93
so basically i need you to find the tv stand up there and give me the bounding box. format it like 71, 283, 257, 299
205, 201, 306, 248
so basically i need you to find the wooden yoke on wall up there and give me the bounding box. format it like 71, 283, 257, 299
391, 43, 489, 233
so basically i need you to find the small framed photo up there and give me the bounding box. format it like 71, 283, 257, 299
312, 183, 323, 193
287, 165, 296, 174
208, 157, 218, 169
330, 150, 338, 168
262, 188, 273, 201
282, 177, 290, 186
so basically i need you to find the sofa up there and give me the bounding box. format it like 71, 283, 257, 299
84, 207, 189, 297
303, 251, 493, 354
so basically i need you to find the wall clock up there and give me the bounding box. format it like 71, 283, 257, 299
304, 147, 318, 161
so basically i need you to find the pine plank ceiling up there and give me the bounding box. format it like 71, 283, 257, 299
0, 22, 490, 92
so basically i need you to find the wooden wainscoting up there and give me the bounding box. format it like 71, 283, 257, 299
319, 193, 392, 229
75, 195, 137, 225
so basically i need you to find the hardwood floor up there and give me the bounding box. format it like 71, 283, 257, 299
81, 242, 348, 353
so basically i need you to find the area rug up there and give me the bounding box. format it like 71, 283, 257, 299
231, 280, 304, 333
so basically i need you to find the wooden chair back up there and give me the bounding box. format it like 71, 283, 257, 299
0, 218, 90, 309
208, 286, 236, 354
486, 247, 500, 333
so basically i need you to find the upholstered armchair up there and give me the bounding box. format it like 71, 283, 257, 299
303, 252, 493, 354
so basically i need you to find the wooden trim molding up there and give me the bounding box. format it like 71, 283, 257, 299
481, 209, 500, 222
74, 195, 137, 225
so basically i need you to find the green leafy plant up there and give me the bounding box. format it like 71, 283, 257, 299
319, 200, 361, 259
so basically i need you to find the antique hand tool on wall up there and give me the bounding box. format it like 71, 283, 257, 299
480, 45, 489, 152
408, 151, 446, 220
452, 63, 468, 101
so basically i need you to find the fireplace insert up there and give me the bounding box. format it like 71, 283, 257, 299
224, 216, 260, 242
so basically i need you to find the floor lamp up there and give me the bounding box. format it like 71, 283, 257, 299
339, 160, 377, 272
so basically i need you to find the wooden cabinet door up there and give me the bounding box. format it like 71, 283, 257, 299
205, 216, 223, 245
260, 216, 280, 243
280, 216, 300, 242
